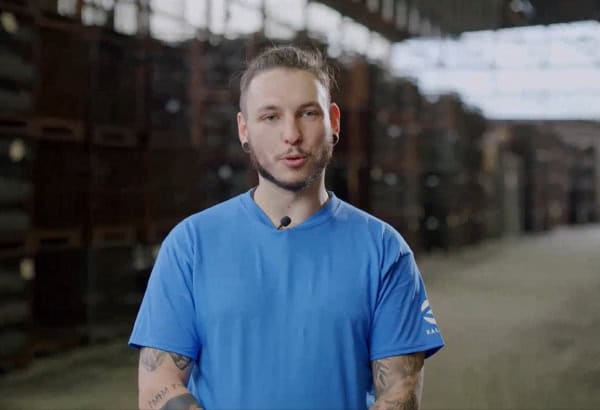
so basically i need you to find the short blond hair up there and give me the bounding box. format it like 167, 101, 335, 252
239, 45, 336, 113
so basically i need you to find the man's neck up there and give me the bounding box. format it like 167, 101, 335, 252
252, 178, 330, 229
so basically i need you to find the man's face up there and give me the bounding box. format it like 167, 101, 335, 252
237, 68, 340, 192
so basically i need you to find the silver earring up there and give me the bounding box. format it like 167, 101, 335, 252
332, 134, 339, 146
242, 142, 250, 153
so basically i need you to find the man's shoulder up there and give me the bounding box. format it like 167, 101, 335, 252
334, 197, 397, 233
333, 197, 411, 255
170, 193, 247, 236
190, 193, 246, 221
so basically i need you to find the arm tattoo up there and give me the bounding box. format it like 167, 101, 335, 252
160, 393, 202, 410
371, 354, 424, 410
373, 360, 392, 392
140, 348, 193, 372
169, 352, 193, 370
372, 354, 423, 396
141, 348, 166, 372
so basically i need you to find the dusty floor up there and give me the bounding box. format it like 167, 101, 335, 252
1, 225, 599, 410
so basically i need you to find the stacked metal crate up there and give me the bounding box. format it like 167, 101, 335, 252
84, 243, 154, 342
367, 65, 423, 252
333, 56, 371, 209
419, 94, 471, 251
0, 125, 34, 371
0, 4, 36, 124
86, 25, 145, 247
146, 39, 193, 149
140, 38, 201, 243
0, 4, 156, 359
570, 145, 597, 224
35, 17, 87, 140
30, 14, 90, 352
507, 124, 564, 232
0, 4, 86, 365
462, 108, 488, 244
0, 254, 33, 372
198, 36, 255, 208
478, 125, 524, 238
0, 128, 33, 254
542, 130, 571, 228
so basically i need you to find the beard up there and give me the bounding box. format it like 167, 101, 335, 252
246, 140, 333, 193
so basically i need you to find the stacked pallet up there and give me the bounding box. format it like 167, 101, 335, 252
0, 6, 152, 363
2, 4, 598, 371
196, 36, 253, 209
478, 125, 524, 238
0, 124, 34, 371
0, 255, 33, 372
570, 145, 597, 224
543, 130, 571, 228
506, 123, 570, 232
367, 65, 423, 252
0, 6, 36, 123
419, 94, 472, 251
0, 127, 33, 253
462, 107, 488, 244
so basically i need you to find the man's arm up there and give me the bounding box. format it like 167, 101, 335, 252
370, 352, 425, 410
138, 347, 203, 410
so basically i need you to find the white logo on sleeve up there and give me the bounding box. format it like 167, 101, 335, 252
421, 300, 437, 325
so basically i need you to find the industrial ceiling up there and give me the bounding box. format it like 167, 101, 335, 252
312, 0, 600, 41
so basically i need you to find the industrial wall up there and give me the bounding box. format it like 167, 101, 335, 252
1, 2, 598, 372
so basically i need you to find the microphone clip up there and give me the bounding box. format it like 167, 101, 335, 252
277, 216, 292, 230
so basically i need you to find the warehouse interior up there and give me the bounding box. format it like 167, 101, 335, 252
1, 0, 599, 409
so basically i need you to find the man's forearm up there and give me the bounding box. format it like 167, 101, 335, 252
145, 382, 203, 410
370, 387, 419, 410
370, 354, 424, 410
139, 348, 202, 410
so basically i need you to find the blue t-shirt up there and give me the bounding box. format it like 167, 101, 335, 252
129, 191, 444, 410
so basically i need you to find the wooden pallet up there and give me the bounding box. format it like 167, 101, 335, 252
26, 228, 83, 251
0, 116, 35, 136
90, 225, 136, 247
91, 125, 137, 147
0, 0, 35, 15
0, 231, 29, 258
32, 117, 84, 142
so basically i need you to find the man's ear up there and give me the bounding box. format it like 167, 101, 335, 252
329, 102, 341, 136
237, 111, 248, 146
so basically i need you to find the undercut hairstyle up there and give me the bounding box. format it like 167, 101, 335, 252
239, 45, 337, 113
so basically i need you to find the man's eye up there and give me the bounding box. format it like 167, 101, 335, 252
263, 114, 278, 121
303, 111, 318, 117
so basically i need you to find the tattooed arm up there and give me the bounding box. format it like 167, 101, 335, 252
370, 352, 425, 410
138, 347, 203, 410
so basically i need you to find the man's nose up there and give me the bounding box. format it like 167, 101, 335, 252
282, 116, 302, 145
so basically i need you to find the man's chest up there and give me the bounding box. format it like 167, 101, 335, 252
193, 243, 377, 337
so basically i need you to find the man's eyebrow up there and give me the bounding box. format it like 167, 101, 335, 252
255, 102, 322, 113
256, 104, 280, 113
297, 101, 321, 110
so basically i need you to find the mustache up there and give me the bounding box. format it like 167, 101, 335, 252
277, 148, 310, 159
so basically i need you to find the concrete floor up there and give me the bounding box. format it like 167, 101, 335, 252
1, 225, 599, 410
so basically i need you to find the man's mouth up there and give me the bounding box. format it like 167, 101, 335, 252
280, 153, 307, 167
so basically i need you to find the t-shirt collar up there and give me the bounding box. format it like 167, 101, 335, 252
240, 188, 339, 230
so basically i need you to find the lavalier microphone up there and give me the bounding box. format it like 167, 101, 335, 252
277, 216, 292, 230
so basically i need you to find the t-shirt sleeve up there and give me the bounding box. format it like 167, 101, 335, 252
370, 249, 444, 361
128, 221, 201, 360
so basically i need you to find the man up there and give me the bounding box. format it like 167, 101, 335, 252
130, 46, 444, 410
